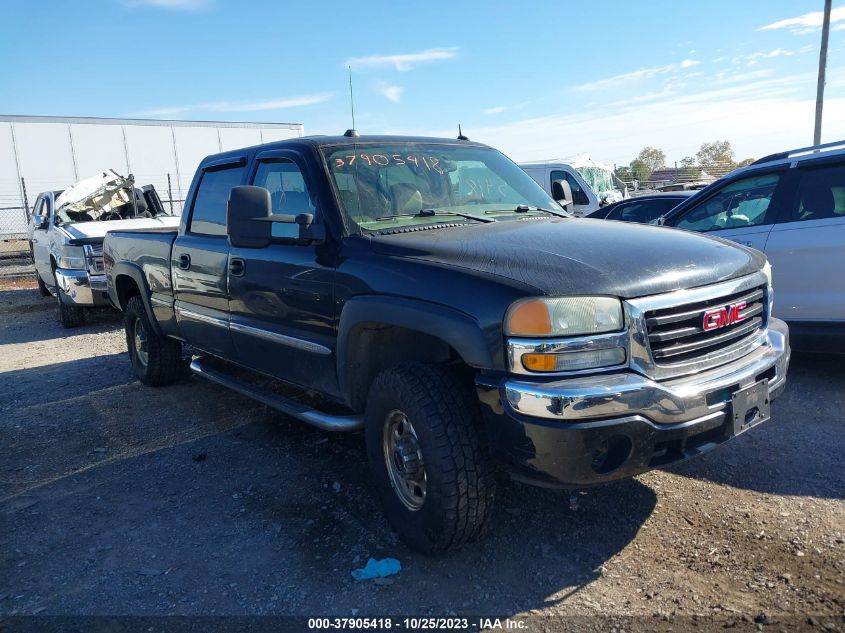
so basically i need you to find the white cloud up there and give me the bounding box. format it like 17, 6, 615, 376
345, 47, 459, 72
122, 0, 209, 9
132, 93, 333, 117
759, 6, 845, 34
483, 102, 528, 115
376, 83, 403, 103
746, 47, 796, 66
576, 59, 700, 92
392, 69, 845, 165
835, 22, 845, 30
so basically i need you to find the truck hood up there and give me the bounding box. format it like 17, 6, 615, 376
59, 215, 181, 241
370, 217, 765, 299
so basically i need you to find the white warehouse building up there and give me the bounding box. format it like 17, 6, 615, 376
0, 115, 304, 241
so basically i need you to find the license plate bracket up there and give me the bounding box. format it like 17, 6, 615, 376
730, 379, 770, 436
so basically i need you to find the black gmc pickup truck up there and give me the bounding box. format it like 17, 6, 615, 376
103, 134, 790, 552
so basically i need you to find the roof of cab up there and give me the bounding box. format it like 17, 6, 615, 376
199, 134, 492, 167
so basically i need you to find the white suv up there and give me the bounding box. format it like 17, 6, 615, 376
660, 140, 845, 352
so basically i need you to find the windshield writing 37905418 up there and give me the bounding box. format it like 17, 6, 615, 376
333, 153, 445, 175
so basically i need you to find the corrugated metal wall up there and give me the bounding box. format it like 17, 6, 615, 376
0, 116, 304, 243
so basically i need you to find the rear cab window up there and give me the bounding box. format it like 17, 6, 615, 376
188, 163, 247, 236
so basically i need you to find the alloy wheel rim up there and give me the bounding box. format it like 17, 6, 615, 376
133, 317, 149, 367
382, 409, 427, 511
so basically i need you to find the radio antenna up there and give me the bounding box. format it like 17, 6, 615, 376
348, 66, 356, 131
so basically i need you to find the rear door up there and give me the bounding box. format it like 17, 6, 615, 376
227, 150, 338, 394
666, 169, 791, 252
172, 158, 246, 357
764, 158, 845, 322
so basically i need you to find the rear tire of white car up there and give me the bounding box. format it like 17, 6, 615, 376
54, 278, 85, 328
125, 295, 184, 386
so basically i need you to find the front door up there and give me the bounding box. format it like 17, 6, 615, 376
172, 159, 247, 358
30, 195, 52, 282
550, 169, 594, 216
227, 153, 338, 394
667, 170, 791, 253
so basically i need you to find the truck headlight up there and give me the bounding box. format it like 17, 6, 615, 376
505, 296, 623, 337
57, 245, 86, 270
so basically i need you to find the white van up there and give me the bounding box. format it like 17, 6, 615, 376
520, 156, 628, 217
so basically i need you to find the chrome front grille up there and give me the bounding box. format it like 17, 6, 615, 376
84, 244, 105, 274
645, 285, 767, 365
626, 272, 770, 381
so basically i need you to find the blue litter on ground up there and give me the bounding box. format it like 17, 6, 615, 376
351, 557, 401, 581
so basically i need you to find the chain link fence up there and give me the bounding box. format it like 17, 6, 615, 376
0, 173, 184, 279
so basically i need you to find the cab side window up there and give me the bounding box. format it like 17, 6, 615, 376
188, 164, 246, 236
551, 170, 589, 206
31, 197, 46, 225
675, 173, 780, 232
788, 163, 845, 223
253, 159, 317, 239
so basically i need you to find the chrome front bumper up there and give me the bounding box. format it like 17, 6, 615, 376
54, 269, 109, 306
502, 318, 790, 424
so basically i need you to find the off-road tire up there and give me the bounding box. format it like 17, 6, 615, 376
365, 363, 496, 553
125, 295, 184, 386
54, 277, 85, 328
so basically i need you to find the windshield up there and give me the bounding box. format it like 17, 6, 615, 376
55, 186, 170, 225
575, 166, 617, 196
323, 143, 562, 231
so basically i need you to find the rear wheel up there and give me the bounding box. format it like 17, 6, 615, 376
365, 363, 496, 553
125, 295, 184, 386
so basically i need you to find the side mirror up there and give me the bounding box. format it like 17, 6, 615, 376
33, 214, 49, 229
227, 186, 272, 248
551, 179, 574, 209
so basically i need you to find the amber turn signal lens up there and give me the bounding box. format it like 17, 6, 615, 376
506, 300, 552, 335
522, 354, 557, 371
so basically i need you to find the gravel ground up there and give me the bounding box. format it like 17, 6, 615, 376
1, 281, 843, 630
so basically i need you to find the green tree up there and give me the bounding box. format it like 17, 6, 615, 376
629, 158, 651, 185
678, 156, 701, 181
636, 146, 666, 173
615, 165, 634, 182
735, 157, 756, 168
696, 141, 735, 171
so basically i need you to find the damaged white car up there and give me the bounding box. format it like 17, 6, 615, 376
28, 170, 180, 327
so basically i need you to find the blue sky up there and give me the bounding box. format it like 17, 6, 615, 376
1, 0, 843, 165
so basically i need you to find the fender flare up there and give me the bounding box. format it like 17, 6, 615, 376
109, 262, 162, 335
336, 295, 496, 405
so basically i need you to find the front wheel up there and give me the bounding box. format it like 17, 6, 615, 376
54, 276, 85, 328
124, 295, 184, 386
365, 363, 496, 553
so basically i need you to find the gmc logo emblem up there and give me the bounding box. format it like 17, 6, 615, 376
703, 301, 748, 331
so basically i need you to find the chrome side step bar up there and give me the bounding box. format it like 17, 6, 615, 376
189, 358, 364, 432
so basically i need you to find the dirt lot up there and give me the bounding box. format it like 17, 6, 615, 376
1, 280, 843, 630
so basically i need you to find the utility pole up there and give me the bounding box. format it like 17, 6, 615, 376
813, 0, 832, 145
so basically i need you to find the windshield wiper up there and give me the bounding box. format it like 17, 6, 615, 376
374, 208, 496, 223
484, 204, 569, 218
